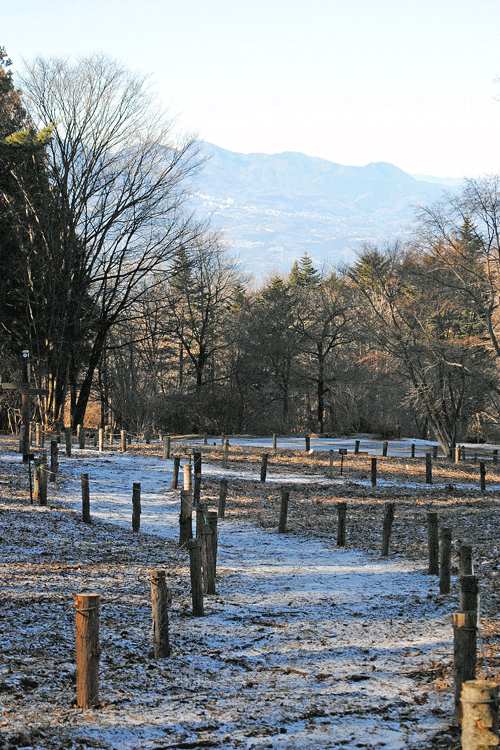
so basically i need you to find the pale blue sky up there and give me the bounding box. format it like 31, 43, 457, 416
4, 0, 500, 177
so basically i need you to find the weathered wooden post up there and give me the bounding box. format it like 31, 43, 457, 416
79, 427, 85, 450
65, 428, 72, 457
433, 445, 438, 459
260, 453, 268, 482
425, 452, 432, 484
98, 428, 104, 453
480, 461, 486, 492
193, 452, 202, 508
207, 511, 218, 579
411, 443, 415, 458
494, 449, 498, 465
150, 570, 170, 658
200, 512, 216, 595
183, 463, 192, 491
171, 456, 180, 489
222, 439, 229, 469
439, 526, 452, 594
461, 680, 499, 747
453, 575, 479, 725
163, 436, 170, 460
203, 434, 208, 446
278, 489, 289, 534
50, 439, 58, 482
427, 511, 439, 575
74, 593, 100, 709
145, 428, 151, 445
179, 489, 193, 545
218, 478, 228, 519
329, 450, 334, 478
455, 444, 461, 464
132, 482, 141, 532
109, 429, 114, 446
382, 441, 388, 457
186, 539, 204, 616
371, 457, 377, 487
81, 473, 91, 523
460, 575, 479, 613
35, 423, 42, 448
120, 430, 127, 453
305, 435, 310, 452
337, 502, 347, 547
18, 425, 25, 454
459, 545, 474, 577
273, 433, 277, 451
354, 440, 360, 455
34, 460, 46, 506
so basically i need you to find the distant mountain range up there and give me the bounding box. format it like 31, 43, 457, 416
190, 143, 461, 279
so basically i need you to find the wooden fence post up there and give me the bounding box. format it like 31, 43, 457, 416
337, 502, 346, 547
120, 430, 127, 453
278, 489, 289, 534
74, 593, 100, 709
425, 452, 432, 484
273, 433, 277, 451
494, 449, 498, 465
427, 511, 439, 575
218, 478, 228, 519
163, 436, 170, 460
186, 539, 204, 616
81, 473, 91, 523
455, 444, 461, 464
439, 526, 452, 594
200, 512, 216, 595
35, 455, 48, 506
183, 463, 192, 491
50, 439, 58, 482
132, 482, 141, 532
382, 441, 388, 457
371, 457, 377, 487
411, 443, 415, 458
193, 451, 202, 508
35, 423, 42, 448
460, 575, 479, 613
433, 445, 438, 459
79, 427, 85, 450
329, 450, 334, 478
260, 453, 268, 483
98, 428, 104, 452
453, 618, 478, 726
381, 502, 394, 556
179, 489, 193, 545
305, 435, 310, 452
354, 440, 360, 455
207, 511, 218, 580
480, 461, 486, 492
171, 456, 180, 489
150, 570, 170, 658
461, 680, 499, 747
222, 439, 229, 469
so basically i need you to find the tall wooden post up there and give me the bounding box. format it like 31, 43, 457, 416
337, 502, 346, 547
132, 482, 141, 532
427, 511, 439, 575
193, 451, 202, 507
65, 428, 72, 457
120, 430, 126, 453
74, 593, 100, 709
381, 502, 394, 557
98, 428, 104, 452
171, 456, 180, 489
260, 453, 268, 483
218, 478, 228, 519
81, 473, 91, 523
425, 452, 432, 484
179, 489, 193, 545
183, 463, 192, 491
150, 570, 170, 658
278, 489, 289, 534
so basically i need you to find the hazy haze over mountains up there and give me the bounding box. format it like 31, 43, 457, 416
191, 143, 460, 279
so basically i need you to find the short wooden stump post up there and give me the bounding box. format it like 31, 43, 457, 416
132, 482, 141, 532
461, 680, 499, 748
329, 450, 334, 478
218, 478, 228, 519
50, 439, 58, 482
381, 502, 394, 557
79, 427, 85, 450
337, 502, 347, 547
150, 570, 170, 658
278, 489, 289, 534
354, 440, 360, 455
163, 435, 170, 460
382, 441, 388, 457
186, 539, 204, 616
120, 430, 127, 453
81, 473, 91, 523
427, 511, 439, 575
74, 593, 100, 709
371, 457, 377, 487
305, 435, 310, 452
260, 453, 269, 483
480, 461, 486, 492
98, 428, 104, 452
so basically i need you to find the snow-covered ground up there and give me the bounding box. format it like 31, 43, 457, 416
16, 445, 457, 749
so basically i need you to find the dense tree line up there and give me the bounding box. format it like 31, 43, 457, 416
2, 48, 500, 450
